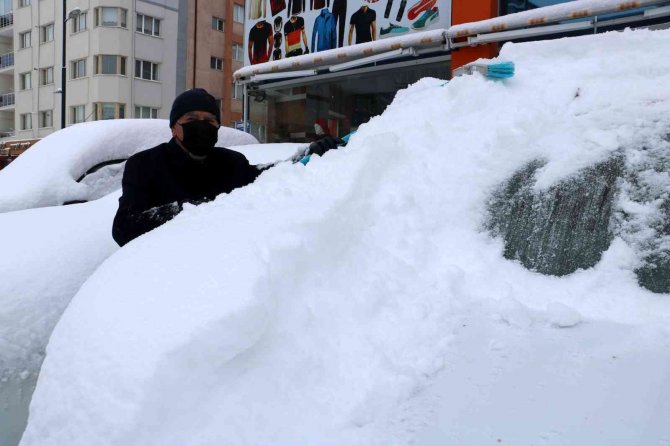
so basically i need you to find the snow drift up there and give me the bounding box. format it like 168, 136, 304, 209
20, 28, 670, 445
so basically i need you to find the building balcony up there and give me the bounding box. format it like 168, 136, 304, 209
0, 92, 15, 109
0, 51, 13, 71
0, 12, 12, 38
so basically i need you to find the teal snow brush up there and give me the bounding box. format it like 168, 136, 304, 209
453, 60, 515, 79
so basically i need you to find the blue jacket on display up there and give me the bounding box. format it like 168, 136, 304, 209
311, 9, 337, 52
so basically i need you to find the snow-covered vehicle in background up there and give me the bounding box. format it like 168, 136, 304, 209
3, 27, 670, 446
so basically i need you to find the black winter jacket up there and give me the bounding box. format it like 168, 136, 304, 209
112, 139, 262, 246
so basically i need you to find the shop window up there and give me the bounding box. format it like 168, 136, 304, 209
95, 102, 125, 120
232, 82, 243, 100
137, 13, 160, 36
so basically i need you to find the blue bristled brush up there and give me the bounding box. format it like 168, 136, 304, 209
452, 60, 515, 80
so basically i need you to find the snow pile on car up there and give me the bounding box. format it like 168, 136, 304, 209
19, 28, 670, 446
0, 120, 257, 212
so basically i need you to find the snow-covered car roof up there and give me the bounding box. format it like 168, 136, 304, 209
0, 120, 258, 213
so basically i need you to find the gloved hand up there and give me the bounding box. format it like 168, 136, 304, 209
307, 136, 345, 156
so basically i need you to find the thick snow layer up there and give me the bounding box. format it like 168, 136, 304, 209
0, 120, 257, 213
20, 28, 670, 446
0, 142, 296, 446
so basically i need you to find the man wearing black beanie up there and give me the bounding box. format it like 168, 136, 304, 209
112, 88, 342, 247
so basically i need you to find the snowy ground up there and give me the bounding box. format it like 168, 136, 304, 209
7, 28, 670, 445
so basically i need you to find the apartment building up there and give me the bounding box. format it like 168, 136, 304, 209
0, 0, 180, 141
183, 0, 245, 128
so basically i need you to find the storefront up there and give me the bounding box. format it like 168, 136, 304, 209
236, 0, 670, 142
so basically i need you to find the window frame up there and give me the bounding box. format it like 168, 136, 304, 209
40, 23, 54, 43
19, 71, 31, 90
210, 56, 223, 71
212, 16, 224, 31
94, 102, 126, 120
19, 31, 31, 49
40, 67, 54, 85
95, 7, 128, 28
94, 55, 127, 76
233, 4, 244, 23
134, 59, 160, 81
72, 11, 87, 33
136, 13, 161, 37
134, 105, 159, 119
71, 58, 87, 79
20, 113, 32, 130
71, 105, 86, 124
39, 110, 53, 128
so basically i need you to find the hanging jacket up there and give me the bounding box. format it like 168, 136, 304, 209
311, 8, 337, 52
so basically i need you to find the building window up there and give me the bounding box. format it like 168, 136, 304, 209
136, 13, 160, 36
19, 31, 31, 49
20, 113, 32, 130
95, 55, 127, 75
72, 12, 87, 33
95, 7, 127, 28
71, 105, 86, 124
232, 82, 243, 100
232, 44, 244, 62
94, 102, 125, 120
135, 105, 159, 119
19, 72, 31, 90
40, 67, 54, 85
72, 59, 86, 79
19, 0, 30, 7
212, 16, 224, 31
39, 110, 53, 128
134, 59, 160, 81
233, 4, 244, 23
40, 23, 54, 43
210, 56, 223, 70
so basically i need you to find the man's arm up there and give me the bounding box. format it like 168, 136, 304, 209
112, 157, 182, 247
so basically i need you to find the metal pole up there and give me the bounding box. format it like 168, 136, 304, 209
61, 0, 66, 129
243, 82, 249, 133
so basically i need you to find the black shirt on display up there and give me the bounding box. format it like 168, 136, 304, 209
249, 21, 273, 63
350, 7, 376, 43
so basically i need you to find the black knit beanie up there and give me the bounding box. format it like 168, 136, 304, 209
169, 88, 221, 127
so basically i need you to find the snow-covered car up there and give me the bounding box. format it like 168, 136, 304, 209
5, 27, 670, 446
0, 120, 301, 445
0, 119, 259, 213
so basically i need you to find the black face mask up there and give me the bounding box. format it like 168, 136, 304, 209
179, 120, 219, 157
